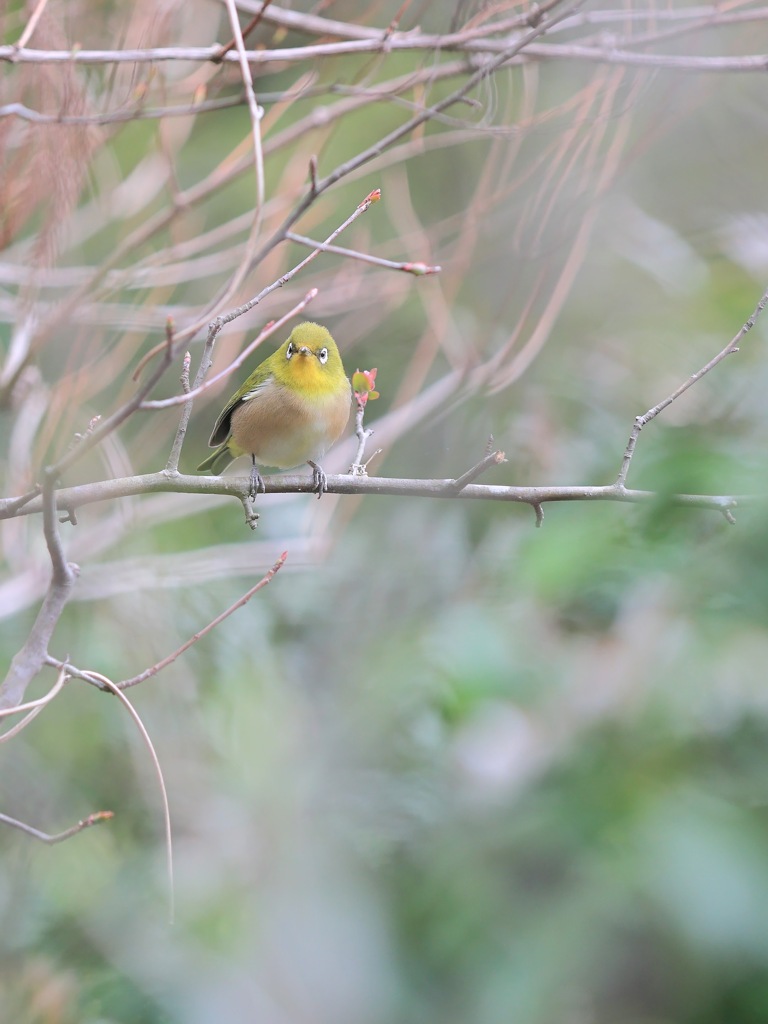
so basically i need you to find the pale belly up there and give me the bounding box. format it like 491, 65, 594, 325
230, 381, 351, 469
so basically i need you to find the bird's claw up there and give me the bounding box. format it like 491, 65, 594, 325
308, 460, 327, 499
249, 463, 266, 500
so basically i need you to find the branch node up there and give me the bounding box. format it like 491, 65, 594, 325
58, 506, 78, 527
446, 449, 507, 494
241, 494, 260, 530
722, 508, 737, 525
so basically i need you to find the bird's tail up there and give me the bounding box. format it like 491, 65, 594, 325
197, 441, 234, 474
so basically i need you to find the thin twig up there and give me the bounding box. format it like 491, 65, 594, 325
444, 450, 507, 495
14, 0, 51, 49
118, 552, 287, 689
0, 665, 67, 742
617, 283, 768, 486
222, 0, 265, 234
350, 403, 374, 476
286, 231, 441, 275
79, 670, 174, 923
0, 809, 114, 845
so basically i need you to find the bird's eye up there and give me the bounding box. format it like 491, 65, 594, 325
318, 347, 328, 364
286, 342, 295, 359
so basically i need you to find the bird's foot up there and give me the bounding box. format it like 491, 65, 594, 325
308, 460, 327, 499
249, 461, 266, 500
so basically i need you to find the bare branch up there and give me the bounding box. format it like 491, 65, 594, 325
118, 552, 287, 689
222, 0, 265, 231
617, 283, 768, 487
0, 481, 79, 709
0, 41, 764, 74
286, 232, 441, 275
0, 665, 67, 742
0, 470, 749, 524
0, 809, 114, 845
14, 0, 52, 49
77, 670, 174, 922
445, 450, 507, 495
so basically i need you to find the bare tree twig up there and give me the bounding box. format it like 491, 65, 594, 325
222, 0, 265, 233
14, 0, 52, 49
350, 404, 374, 477
286, 232, 441, 275
77, 670, 174, 922
0, 665, 67, 741
118, 552, 287, 689
617, 283, 768, 487
445, 449, 507, 495
0, 809, 114, 845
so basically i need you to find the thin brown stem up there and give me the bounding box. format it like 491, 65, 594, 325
617, 283, 768, 487
118, 552, 287, 689
0, 810, 114, 845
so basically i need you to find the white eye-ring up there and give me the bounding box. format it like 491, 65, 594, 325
318, 347, 329, 364
286, 342, 295, 359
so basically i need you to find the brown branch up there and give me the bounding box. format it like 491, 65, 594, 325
285, 232, 441, 275
0, 810, 114, 845
118, 552, 288, 689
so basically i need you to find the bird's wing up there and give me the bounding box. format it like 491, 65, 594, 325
208, 375, 274, 446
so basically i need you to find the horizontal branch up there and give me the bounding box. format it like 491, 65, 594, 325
1, 40, 765, 74
0, 470, 752, 523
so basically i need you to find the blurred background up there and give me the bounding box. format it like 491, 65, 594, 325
3, 1, 768, 1021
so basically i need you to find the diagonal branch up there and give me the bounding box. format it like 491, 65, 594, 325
617, 283, 768, 487
0, 477, 78, 709
0, 809, 114, 844
118, 552, 287, 689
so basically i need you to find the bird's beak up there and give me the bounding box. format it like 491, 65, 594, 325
297, 346, 311, 357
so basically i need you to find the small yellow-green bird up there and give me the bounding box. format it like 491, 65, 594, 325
198, 321, 351, 497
